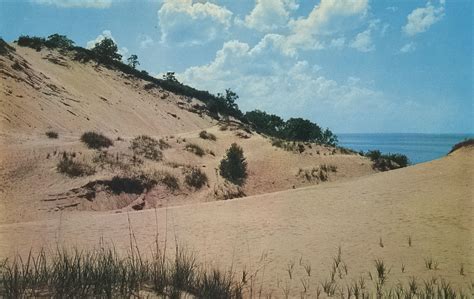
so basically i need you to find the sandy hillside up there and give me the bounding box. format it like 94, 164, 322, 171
0, 44, 376, 224
0, 145, 471, 296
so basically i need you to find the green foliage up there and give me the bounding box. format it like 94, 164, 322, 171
127, 54, 139, 69
17, 34, 74, 52
184, 167, 208, 189
17, 35, 45, 51
91, 37, 122, 63
219, 143, 248, 185
365, 150, 409, 171
245, 110, 284, 136
80, 132, 113, 149
448, 138, 474, 154
162, 71, 179, 83
44, 34, 74, 50
246, 110, 337, 146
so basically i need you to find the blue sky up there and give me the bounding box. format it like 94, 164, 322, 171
1, 0, 472, 133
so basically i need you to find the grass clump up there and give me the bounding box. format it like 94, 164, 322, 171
185, 143, 205, 157
45, 131, 58, 139
154, 171, 180, 191
130, 135, 163, 161
184, 167, 208, 189
57, 153, 95, 177
219, 143, 248, 186
199, 130, 217, 141
81, 132, 113, 149
0, 244, 243, 298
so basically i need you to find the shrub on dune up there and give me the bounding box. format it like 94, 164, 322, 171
81, 132, 113, 149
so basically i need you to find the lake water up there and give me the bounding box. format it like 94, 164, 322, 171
337, 133, 473, 164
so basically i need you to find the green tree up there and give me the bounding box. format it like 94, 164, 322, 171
219, 143, 248, 185
282, 118, 323, 142
162, 72, 179, 83
45, 34, 74, 49
91, 37, 122, 62
245, 110, 284, 136
127, 54, 140, 69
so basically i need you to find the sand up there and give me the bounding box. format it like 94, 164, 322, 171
0, 44, 472, 297
0, 147, 471, 296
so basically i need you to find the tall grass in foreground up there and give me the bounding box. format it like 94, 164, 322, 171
1, 244, 471, 298
0, 243, 242, 298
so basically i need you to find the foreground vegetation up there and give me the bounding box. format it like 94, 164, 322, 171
0, 243, 470, 298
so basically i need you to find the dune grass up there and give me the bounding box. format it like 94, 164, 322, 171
1, 243, 470, 298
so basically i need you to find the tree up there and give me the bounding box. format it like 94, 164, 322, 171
91, 37, 122, 62
282, 118, 323, 142
245, 110, 284, 136
162, 72, 179, 83
219, 143, 248, 185
127, 54, 140, 69
45, 34, 74, 49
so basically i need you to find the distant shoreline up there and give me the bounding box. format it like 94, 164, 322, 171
337, 133, 473, 164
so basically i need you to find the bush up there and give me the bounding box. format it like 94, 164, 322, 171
57, 153, 95, 177
219, 143, 248, 185
81, 132, 113, 149
448, 138, 474, 154
154, 171, 180, 191
17, 35, 45, 51
365, 150, 409, 171
45, 131, 58, 139
184, 168, 208, 189
185, 143, 205, 157
106, 175, 156, 194
199, 130, 216, 141
130, 135, 163, 161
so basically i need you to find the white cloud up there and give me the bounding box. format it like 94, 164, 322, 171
350, 29, 374, 52
32, 0, 112, 8
86, 30, 128, 58
400, 42, 416, 53
269, 0, 369, 56
178, 37, 388, 130
350, 19, 379, 52
157, 0, 233, 45
386, 6, 398, 12
403, 2, 445, 36
138, 34, 154, 49
237, 0, 298, 32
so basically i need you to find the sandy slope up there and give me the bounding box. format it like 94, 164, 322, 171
0, 45, 376, 224
0, 147, 471, 296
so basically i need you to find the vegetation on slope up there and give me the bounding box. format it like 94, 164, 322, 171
448, 138, 474, 154
13, 34, 338, 147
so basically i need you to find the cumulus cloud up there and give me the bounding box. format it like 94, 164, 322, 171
178, 37, 392, 131
269, 0, 369, 56
86, 30, 128, 58
403, 2, 445, 36
237, 0, 298, 32
32, 0, 112, 8
350, 19, 379, 52
157, 0, 233, 45
400, 42, 416, 53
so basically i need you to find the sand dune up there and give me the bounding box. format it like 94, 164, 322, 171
0, 45, 375, 224
0, 146, 471, 296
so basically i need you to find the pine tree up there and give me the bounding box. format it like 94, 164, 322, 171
219, 143, 248, 185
